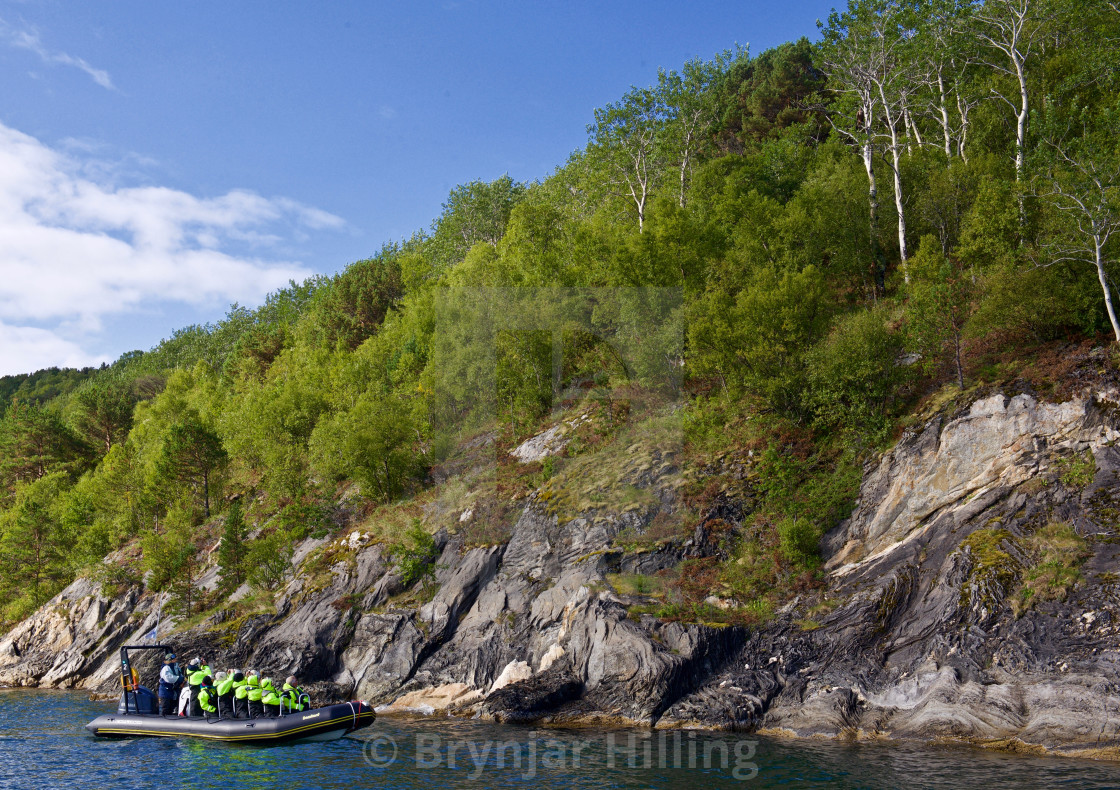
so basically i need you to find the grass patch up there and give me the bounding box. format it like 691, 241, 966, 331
959, 528, 1020, 612
1056, 451, 1097, 490
538, 410, 685, 524
1012, 522, 1090, 615
606, 572, 670, 597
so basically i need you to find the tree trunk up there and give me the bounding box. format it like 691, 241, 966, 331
956, 94, 971, 163
937, 71, 952, 158
888, 140, 909, 274
1013, 55, 1028, 185
862, 138, 887, 295
953, 330, 965, 388
1095, 240, 1120, 342
878, 82, 909, 276
679, 128, 693, 209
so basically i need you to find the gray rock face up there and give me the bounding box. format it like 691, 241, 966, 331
0, 574, 161, 688
8, 388, 1120, 757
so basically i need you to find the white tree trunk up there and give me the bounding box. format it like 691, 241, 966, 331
1095, 239, 1120, 342
937, 71, 953, 158
1013, 55, 1029, 184
956, 93, 971, 163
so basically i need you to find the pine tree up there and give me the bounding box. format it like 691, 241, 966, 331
217, 500, 248, 591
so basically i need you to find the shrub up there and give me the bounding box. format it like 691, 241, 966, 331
806, 306, 905, 440
391, 520, 438, 589
246, 531, 295, 592
777, 516, 820, 566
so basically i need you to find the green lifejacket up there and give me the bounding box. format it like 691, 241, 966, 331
198, 684, 218, 713
188, 668, 207, 687
281, 683, 307, 711
246, 676, 263, 702
216, 675, 234, 696
232, 678, 249, 699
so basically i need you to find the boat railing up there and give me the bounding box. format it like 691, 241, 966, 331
279, 692, 312, 717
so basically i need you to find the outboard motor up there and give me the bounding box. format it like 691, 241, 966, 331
118, 685, 159, 714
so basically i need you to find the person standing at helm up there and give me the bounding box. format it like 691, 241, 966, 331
157, 653, 182, 716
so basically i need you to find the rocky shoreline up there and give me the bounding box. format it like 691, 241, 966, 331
5, 388, 1120, 759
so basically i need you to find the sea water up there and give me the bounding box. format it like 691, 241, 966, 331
3, 689, 1120, 789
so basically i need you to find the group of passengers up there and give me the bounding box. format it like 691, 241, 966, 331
156, 653, 308, 718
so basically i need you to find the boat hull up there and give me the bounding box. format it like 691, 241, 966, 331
85, 701, 375, 744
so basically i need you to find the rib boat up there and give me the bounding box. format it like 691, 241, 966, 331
85, 645, 375, 744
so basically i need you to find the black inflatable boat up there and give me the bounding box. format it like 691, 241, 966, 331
85, 644, 375, 744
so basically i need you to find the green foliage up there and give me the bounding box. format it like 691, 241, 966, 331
806, 306, 905, 439
425, 175, 526, 275
716, 38, 826, 145
690, 264, 831, 414
305, 247, 404, 350
217, 500, 249, 592
0, 367, 98, 412
158, 414, 227, 519
969, 259, 1088, 342
904, 236, 974, 388
310, 393, 421, 501
0, 401, 88, 502
246, 530, 295, 592
70, 380, 137, 457
1056, 451, 1097, 489
390, 520, 438, 589
777, 516, 821, 567
0, 472, 73, 610
140, 504, 202, 617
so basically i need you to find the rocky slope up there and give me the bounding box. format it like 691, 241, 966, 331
5, 386, 1120, 758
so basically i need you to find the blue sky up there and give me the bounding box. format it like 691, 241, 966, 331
0, 0, 835, 376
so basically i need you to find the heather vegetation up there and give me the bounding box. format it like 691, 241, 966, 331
1, 0, 1118, 627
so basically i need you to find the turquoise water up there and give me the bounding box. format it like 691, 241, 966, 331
3, 689, 1120, 789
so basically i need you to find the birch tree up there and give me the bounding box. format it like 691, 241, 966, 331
820, 0, 913, 288
1038, 147, 1120, 341
971, 0, 1048, 189
908, 0, 979, 159
587, 86, 668, 232
657, 48, 744, 208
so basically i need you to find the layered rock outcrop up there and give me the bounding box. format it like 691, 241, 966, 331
5, 387, 1120, 757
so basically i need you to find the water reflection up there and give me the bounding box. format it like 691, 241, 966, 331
4, 689, 1120, 790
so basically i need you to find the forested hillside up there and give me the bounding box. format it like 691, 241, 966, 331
1, 0, 1118, 634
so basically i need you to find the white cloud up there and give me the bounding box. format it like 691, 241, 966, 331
0, 121, 344, 376
0, 18, 115, 90
0, 321, 109, 373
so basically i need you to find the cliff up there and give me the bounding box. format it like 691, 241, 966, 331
5, 386, 1120, 758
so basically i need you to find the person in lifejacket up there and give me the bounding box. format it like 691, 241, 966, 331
197, 675, 219, 715
186, 658, 210, 716
212, 671, 231, 716
245, 671, 265, 718
157, 653, 183, 716
260, 677, 282, 717
233, 670, 253, 718
217, 669, 240, 717
280, 676, 308, 712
